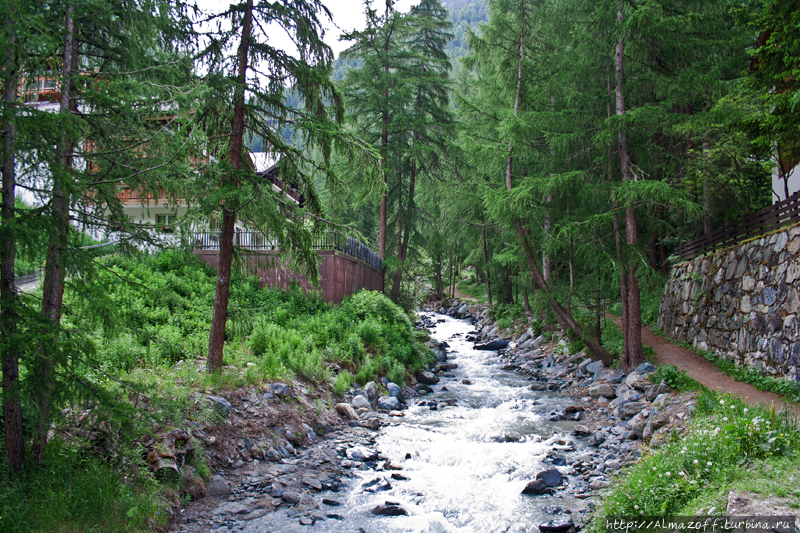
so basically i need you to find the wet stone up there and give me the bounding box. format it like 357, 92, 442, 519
538, 517, 576, 533
372, 501, 408, 516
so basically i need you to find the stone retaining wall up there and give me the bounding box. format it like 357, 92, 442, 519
658, 223, 800, 381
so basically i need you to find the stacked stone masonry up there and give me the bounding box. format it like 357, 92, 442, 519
658, 223, 800, 381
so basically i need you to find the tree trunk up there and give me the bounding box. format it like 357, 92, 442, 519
32, 5, 77, 464
207, 0, 252, 372
503, 4, 611, 364
378, 7, 390, 262
521, 260, 530, 314
391, 152, 417, 302
615, 0, 643, 373
482, 225, 492, 306
1, 3, 24, 472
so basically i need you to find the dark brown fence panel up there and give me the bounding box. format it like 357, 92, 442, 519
193, 230, 382, 272
674, 190, 800, 260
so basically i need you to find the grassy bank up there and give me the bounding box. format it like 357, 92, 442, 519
1, 250, 433, 532
587, 390, 800, 532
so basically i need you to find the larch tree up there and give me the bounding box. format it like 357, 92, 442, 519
3, 0, 196, 467
199, 0, 345, 372
389, 0, 454, 303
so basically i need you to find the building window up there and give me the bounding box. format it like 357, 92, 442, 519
156, 214, 177, 233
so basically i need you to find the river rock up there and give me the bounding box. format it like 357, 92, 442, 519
474, 339, 510, 351
372, 501, 408, 516
207, 474, 233, 496
364, 381, 379, 404
336, 403, 359, 420
572, 424, 591, 436
622, 400, 647, 418
522, 478, 550, 495
348, 446, 378, 462
605, 459, 621, 470
532, 335, 547, 348
589, 382, 616, 399
589, 480, 610, 490
536, 468, 562, 487
377, 395, 401, 410
591, 432, 606, 447
303, 475, 323, 491
352, 395, 371, 410
586, 360, 605, 375
361, 416, 381, 430
621, 389, 643, 403
416, 371, 439, 385
538, 517, 576, 533
206, 395, 232, 418
635, 362, 657, 374
282, 491, 302, 504
594, 368, 617, 382
387, 382, 402, 399
271, 382, 290, 398
414, 383, 433, 393
625, 372, 651, 391
645, 380, 671, 402
362, 477, 392, 493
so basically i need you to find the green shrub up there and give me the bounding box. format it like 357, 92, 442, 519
387, 362, 406, 387
357, 318, 382, 347
650, 364, 702, 392
333, 371, 353, 396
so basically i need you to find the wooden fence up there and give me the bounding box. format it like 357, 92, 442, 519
674, 190, 800, 260
192, 230, 382, 272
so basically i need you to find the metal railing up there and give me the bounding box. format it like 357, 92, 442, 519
192, 230, 382, 272
674, 190, 800, 260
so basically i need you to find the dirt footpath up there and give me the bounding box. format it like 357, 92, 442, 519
638, 323, 800, 417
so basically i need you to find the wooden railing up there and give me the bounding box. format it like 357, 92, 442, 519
192, 230, 382, 272
674, 190, 800, 260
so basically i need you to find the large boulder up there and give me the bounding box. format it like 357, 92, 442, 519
416, 371, 439, 385
521, 478, 550, 495
352, 395, 371, 410
364, 381, 379, 404
535, 468, 562, 487
336, 403, 359, 420
474, 339, 510, 351
348, 446, 379, 462
589, 382, 616, 399
207, 474, 233, 496
386, 382, 403, 399
625, 372, 651, 391
377, 395, 401, 410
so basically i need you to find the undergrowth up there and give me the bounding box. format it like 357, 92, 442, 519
2, 250, 433, 533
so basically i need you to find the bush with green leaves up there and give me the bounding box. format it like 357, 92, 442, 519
649, 364, 702, 392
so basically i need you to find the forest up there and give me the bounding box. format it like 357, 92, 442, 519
1, 0, 799, 529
